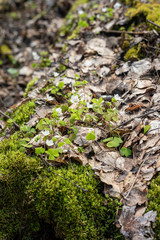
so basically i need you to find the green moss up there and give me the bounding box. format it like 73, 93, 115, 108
59, 0, 88, 38
122, 40, 130, 50
0, 150, 41, 239
67, 20, 88, 40
124, 42, 146, 61
126, 2, 160, 30
24, 78, 38, 98
67, 25, 81, 40
62, 43, 68, 53
147, 173, 160, 239
70, 0, 88, 13
7, 100, 36, 126
58, 64, 67, 72
0, 142, 124, 240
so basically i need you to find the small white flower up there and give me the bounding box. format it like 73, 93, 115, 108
102, 7, 107, 12
70, 95, 79, 103
56, 107, 62, 115
114, 2, 121, 10
54, 135, 60, 138
32, 51, 40, 60
78, 9, 84, 15
73, 146, 78, 150
63, 149, 68, 153
114, 94, 122, 101
86, 102, 93, 108
46, 139, 54, 146
41, 129, 50, 136
54, 72, 59, 77
46, 93, 54, 101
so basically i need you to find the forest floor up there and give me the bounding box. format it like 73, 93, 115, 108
0, 0, 160, 239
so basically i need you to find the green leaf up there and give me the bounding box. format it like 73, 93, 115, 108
58, 142, 65, 147
111, 97, 117, 103
112, 116, 119, 122
58, 81, 64, 89
120, 147, 132, 157
35, 147, 45, 155
65, 138, 72, 145
105, 137, 122, 148
143, 125, 151, 134
46, 148, 59, 157
48, 154, 55, 160
86, 131, 96, 141
52, 137, 57, 142
59, 120, 66, 126
103, 137, 113, 143
92, 98, 98, 104
7, 68, 19, 77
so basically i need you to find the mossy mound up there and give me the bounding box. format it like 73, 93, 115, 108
0, 139, 124, 240
147, 173, 160, 239
126, 2, 160, 31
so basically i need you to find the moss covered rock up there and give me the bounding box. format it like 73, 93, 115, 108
147, 173, 160, 239
0, 138, 124, 239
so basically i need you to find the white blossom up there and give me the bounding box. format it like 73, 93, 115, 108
70, 95, 79, 103
46, 93, 54, 101
54, 72, 59, 77
41, 129, 50, 136
32, 51, 40, 60
86, 102, 93, 108
114, 2, 121, 10
114, 94, 122, 101
63, 149, 68, 153
78, 10, 84, 15
102, 7, 107, 12
46, 139, 54, 146
56, 107, 62, 115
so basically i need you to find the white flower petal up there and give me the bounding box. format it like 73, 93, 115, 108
46, 139, 54, 146
46, 93, 54, 101
70, 95, 79, 103
41, 130, 50, 136
114, 94, 122, 101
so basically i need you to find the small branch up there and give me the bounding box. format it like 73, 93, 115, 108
124, 152, 150, 199
110, 107, 160, 133
102, 29, 148, 35
0, 110, 20, 129
147, 19, 160, 28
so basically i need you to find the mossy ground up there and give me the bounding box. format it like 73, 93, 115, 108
7, 100, 36, 127
0, 137, 124, 240
126, 2, 160, 31
147, 173, 160, 239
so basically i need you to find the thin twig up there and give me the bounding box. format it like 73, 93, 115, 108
147, 19, 160, 28
110, 107, 160, 133
124, 152, 150, 199
0, 110, 20, 129
102, 29, 148, 35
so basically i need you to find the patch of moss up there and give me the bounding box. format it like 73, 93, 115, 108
67, 19, 88, 40
146, 173, 160, 239
0, 141, 124, 240
70, 0, 88, 14
59, 0, 88, 38
122, 40, 130, 50
24, 78, 38, 98
126, 2, 160, 31
0, 150, 42, 240
124, 42, 146, 61
58, 64, 67, 72
7, 100, 36, 126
